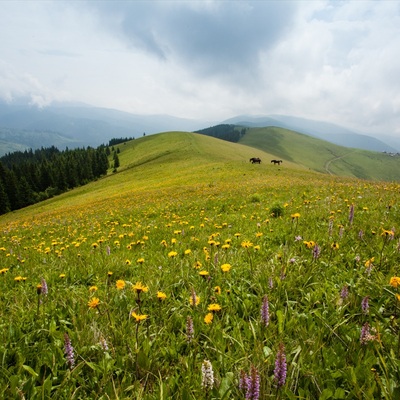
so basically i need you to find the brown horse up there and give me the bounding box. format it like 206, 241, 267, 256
250, 157, 261, 164
271, 159, 283, 165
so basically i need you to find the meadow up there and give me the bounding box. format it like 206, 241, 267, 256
1, 132, 400, 399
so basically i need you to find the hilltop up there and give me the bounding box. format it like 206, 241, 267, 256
197, 126, 400, 182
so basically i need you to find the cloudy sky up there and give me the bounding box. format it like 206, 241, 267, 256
1, 0, 400, 137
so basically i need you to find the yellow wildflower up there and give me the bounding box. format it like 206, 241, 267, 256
131, 311, 148, 323
132, 281, 148, 293
88, 297, 100, 309
157, 291, 167, 301
208, 303, 221, 312
390, 277, 400, 288
204, 313, 214, 324
221, 264, 232, 273
116, 280, 126, 290
168, 251, 178, 258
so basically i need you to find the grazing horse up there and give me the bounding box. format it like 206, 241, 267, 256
250, 157, 261, 164
271, 159, 283, 165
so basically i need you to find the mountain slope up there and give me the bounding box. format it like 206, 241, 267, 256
224, 114, 398, 152
238, 127, 400, 181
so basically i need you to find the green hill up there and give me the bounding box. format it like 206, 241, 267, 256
237, 127, 400, 182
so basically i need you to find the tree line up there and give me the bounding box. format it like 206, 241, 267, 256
195, 124, 247, 143
0, 145, 110, 215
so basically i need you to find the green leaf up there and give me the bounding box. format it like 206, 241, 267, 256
22, 365, 38, 379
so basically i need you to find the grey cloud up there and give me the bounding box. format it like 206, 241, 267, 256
85, 1, 297, 81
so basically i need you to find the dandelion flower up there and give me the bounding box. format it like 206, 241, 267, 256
131, 311, 148, 322
241, 240, 253, 248
89, 285, 98, 292
390, 277, 400, 288
59, 273, 66, 279
221, 263, 232, 272
116, 280, 126, 290
137, 258, 145, 264
204, 312, 214, 324
157, 291, 167, 301
132, 281, 148, 293
214, 286, 221, 295
199, 270, 209, 277
207, 303, 221, 312
168, 251, 178, 258
88, 297, 100, 309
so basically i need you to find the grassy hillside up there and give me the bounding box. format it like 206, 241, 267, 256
239, 127, 400, 181
1, 132, 400, 398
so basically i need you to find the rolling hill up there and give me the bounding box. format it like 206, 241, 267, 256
197, 125, 400, 182
2, 130, 399, 224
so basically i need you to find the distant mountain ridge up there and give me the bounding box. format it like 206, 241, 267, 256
0, 101, 399, 156
223, 114, 399, 153
0, 101, 209, 156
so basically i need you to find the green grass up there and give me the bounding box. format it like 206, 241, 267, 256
1, 132, 400, 399
239, 127, 400, 181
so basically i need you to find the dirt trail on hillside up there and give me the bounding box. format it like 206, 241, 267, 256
324, 152, 354, 175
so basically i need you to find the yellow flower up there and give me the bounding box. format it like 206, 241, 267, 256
59, 273, 66, 279
291, 213, 301, 219
131, 311, 148, 322
14, 276, 27, 282
116, 280, 126, 290
194, 261, 202, 269
107, 271, 113, 277
125, 259, 131, 265
88, 297, 100, 309
396, 294, 400, 302
0, 268, 9, 274
365, 257, 375, 267
199, 270, 209, 278
222, 244, 230, 250
214, 286, 221, 295
160, 240, 168, 247
241, 240, 253, 248
89, 285, 98, 292
132, 281, 148, 293
189, 295, 200, 306
204, 312, 214, 324
137, 258, 145, 264
157, 291, 167, 301
390, 277, 400, 288
168, 251, 178, 258
331, 242, 339, 250
254, 245, 260, 251
92, 243, 99, 249
381, 229, 395, 238
208, 303, 221, 312
221, 264, 232, 273
184, 249, 192, 255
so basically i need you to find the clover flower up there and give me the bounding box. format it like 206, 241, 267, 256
186, 316, 194, 342
261, 295, 270, 327
361, 296, 369, 315
64, 333, 75, 369
274, 343, 287, 388
201, 359, 214, 390
40, 278, 48, 296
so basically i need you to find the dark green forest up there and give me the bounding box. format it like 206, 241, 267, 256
195, 124, 247, 143
0, 146, 110, 215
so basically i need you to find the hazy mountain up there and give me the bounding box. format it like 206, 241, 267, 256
223, 114, 399, 152
0, 101, 210, 155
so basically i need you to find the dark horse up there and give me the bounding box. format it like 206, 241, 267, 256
250, 157, 261, 164
271, 159, 283, 165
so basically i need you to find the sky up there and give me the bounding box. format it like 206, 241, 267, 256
1, 0, 400, 137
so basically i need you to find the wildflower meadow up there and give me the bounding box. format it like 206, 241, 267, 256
1, 132, 400, 399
